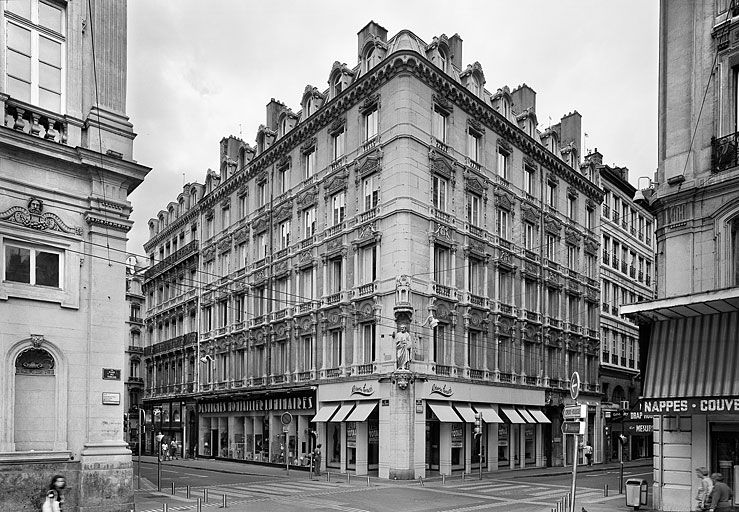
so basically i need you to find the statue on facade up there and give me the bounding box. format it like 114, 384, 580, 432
394, 324, 412, 370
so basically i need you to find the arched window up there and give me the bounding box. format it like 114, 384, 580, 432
14, 348, 56, 450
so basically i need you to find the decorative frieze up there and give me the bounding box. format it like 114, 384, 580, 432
0, 197, 83, 236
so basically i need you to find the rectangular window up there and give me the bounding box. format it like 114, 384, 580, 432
524, 223, 535, 250
304, 207, 316, 238
220, 207, 230, 230
585, 208, 594, 230
433, 245, 450, 285
237, 242, 247, 269
218, 300, 228, 327
365, 107, 378, 141
278, 166, 289, 195
300, 268, 314, 300
330, 258, 342, 293
645, 221, 652, 246
4, 242, 61, 287
362, 323, 376, 363
235, 295, 245, 323
5, 2, 65, 112
467, 130, 480, 162
363, 175, 379, 211
524, 166, 535, 196
257, 182, 266, 207
468, 256, 483, 295
567, 245, 578, 271
332, 129, 345, 161
279, 220, 291, 250
301, 336, 313, 371
359, 245, 377, 284
332, 191, 346, 225
497, 209, 509, 240
305, 148, 316, 179
275, 277, 288, 310
220, 251, 231, 276
330, 330, 342, 367
432, 175, 448, 212
567, 196, 576, 220
239, 194, 246, 219
432, 107, 447, 143
546, 235, 557, 261
497, 148, 509, 180
256, 233, 267, 259
499, 270, 512, 303
613, 197, 621, 223
255, 286, 266, 316
468, 330, 480, 369
467, 193, 480, 226
547, 182, 557, 209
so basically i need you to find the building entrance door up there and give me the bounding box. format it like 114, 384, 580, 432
426, 421, 440, 471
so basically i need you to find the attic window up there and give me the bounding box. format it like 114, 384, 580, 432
333, 74, 343, 96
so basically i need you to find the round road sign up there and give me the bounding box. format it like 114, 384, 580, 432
280, 412, 293, 425
570, 372, 581, 400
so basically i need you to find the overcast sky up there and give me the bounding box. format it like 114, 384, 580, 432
126, 0, 659, 259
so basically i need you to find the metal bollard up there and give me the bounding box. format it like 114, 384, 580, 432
196, 498, 202, 512
604, 483, 609, 497
327, 472, 331, 482
171, 481, 176, 495
367, 476, 370, 487
462, 472, 465, 480
186, 485, 191, 499
162, 504, 168, 512
221, 493, 227, 508
442, 473, 446, 485
347, 473, 350, 483
203, 488, 209, 503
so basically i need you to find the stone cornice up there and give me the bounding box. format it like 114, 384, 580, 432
144, 206, 200, 252
84, 213, 132, 233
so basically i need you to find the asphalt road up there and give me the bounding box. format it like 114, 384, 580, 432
133, 461, 653, 512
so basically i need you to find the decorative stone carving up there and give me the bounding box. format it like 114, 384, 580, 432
221, 197, 231, 209
432, 222, 454, 242
497, 138, 512, 153
252, 215, 269, 234
565, 227, 582, 245
429, 149, 455, 180
30, 334, 44, 348
202, 245, 216, 261
464, 173, 487, 196
355, 149, 383, 179
297, 187, 318, 210
273, 201, 293, 223
467, 117, 484, 134
324, 169, 349, 194
328, 117, 346, 136
393, 368, 414, 390
584, 237, 599, 256
521, 204, 538, 224
15, 348, 54, 375
0, 197, 82, 236
496, 189, 514, 211
359, 93, 380, 115
277, 155, 291, 170
544, 216, 562, 236
217, 235, 232, 253
234, 225, 250, 243
432, 93, 451, 113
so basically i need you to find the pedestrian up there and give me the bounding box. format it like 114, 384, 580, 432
696, 467, 713, 511
313, 443, 322, 476
170, 439, 178, 460
42, 475, 66, 512
708, 473, 733, 511
584, 442, 593, 466
155, 432, 164, 461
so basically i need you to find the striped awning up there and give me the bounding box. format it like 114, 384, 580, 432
499, 406, 525, 424
638, 311, 739, 414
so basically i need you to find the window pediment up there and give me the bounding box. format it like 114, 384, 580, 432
301, 137, 317, 155
495, 189, 515, 211
359, 93, 380, 115
297, 187, 319, 210
521, 204, 538, 224
252, 215, 269, 235
273, 201, 293, 223
565, 227, 582, 245
544, 216, 561, 236
432, 93, 452, 115
202, 245, 216, 262
429, 148, 455, 181
354, 148, 383, 180
323, 169, 349, 195
328, 116, 346, 136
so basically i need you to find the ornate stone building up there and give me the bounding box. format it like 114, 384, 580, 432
585, 151, 655, 462
124, 255, 146, 453
623, 1, 739, 510
143, 22, 603, 477
0, 1, 149, 510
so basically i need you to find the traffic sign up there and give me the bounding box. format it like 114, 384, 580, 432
563, 404, 587, 420
562, 421, 585, 435
281, 412, 293, 425
570, 372, 581, 400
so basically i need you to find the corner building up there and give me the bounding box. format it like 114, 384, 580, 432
0, 0, 149, 510
143, 22, 604, 478
622, 1, 739, 510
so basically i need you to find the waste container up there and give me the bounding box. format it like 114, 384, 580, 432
625, 478, 648, 509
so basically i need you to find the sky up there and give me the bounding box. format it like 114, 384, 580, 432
126, 0, 660, 259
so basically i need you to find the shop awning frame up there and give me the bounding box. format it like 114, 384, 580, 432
516, 408, 536, 423
499, 406, 526, 424
452, 403, 477, 423
528, 408, 552, 424
473, 405, 503, 423
428, 402, 463, 423
345, 401, 377, 422
330, 403, 356, 422
311, 404, 339, 422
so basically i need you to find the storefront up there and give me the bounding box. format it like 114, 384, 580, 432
196, 389, 316, 465
623, 292, 739, 512
143, 400, 185, 456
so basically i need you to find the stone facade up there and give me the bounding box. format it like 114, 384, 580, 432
143, 22, 604, 476
0, 1, 149, 510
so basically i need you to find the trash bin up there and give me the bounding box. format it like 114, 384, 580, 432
625, 478, 648, 509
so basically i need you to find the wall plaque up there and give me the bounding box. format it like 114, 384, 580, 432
102, 392, 120, 405
102, 368, 121, 380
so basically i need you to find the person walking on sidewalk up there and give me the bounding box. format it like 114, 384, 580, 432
41, 475, 66, 512
313, 444, 322, 476
708, 473, 733, 511
584, 442, 593, 466
696, 467, 714, 511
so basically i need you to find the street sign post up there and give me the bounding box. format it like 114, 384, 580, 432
570, 372, 580, 401
562, 421, 586, 435
563, 404, 587, 420
567, 372, 581, 512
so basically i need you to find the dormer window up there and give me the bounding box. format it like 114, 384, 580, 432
333, 74, 343, 96
438, 50, 448, 74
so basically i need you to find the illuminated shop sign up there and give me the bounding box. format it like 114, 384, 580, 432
198, 394, 314, 414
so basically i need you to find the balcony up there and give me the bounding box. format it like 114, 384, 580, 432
712, 132, 739, 172
567, 268, 579, 279
549, 378, 562, 389
274, 247, 289, 260
325, 292, 342, 305
325, 367, 342, 379
468, 293, 486, 307
499, 238, 514, 251
434, 138, 449, 152
129, 316, 143, 323
645, 275, 651, 286
127, 345, 143, 354
638, 271, 644, 282
144, 332, 198, 356
250, 315, 267, 326
272, 374, 286, 384
523, 248, 539, 262
434, 284, 454, 298
469, 224, 486, 239
300, 236, 316, 249
611, 305, 619, 316
466, 157, 481, 171
493, 174, 511, 189
602, 204, 610, 218
253, 257, 267, 270
544, 258, 560, 271
434, 209, 452, 224
612, 255, 619, 269
357, 283, 375, 298
546, 316, 561, 328
498, 372, 515, 384
330, 155, 346, 171
621, 261, 628, 273
325, 222, 344, 238
273, 308, 289, 320
144, 240, 199, 281
356, 364, 374, 375
629, 266, 636, 278
358, 208, 377, 223
435, 364, 453, 377
602, 302, 609, 313
469, 369, 485, 380
4, 97, 67, 144
296, 300, 316, 314
297, 371, 313, 382
588, 329, 598, 338
362, 136, 379, 153
524, 310, 541, 323
524, 376, 537, 386
613, 212, 620, 223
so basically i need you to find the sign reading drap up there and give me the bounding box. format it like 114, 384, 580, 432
430, 383, 453, 397
198, 394, 314, 414
350, 383, 374, 396
636, 396, 739, 415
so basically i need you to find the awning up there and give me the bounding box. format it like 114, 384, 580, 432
345, 401, 377, 422
637, 311, 739, 415
311, 404, 339, 422
473, 405, 503, 423
452, 404, 477, 423
499, 406, 526, 424
428, 402, 463, 422
516, 408, 536, 423
330, 403, 355, 422
528, 409, 552, 424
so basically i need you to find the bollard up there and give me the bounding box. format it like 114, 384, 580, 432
203, 488, 209, 503
442, 473, 446, 485
162, 504, 168, 512
604, 483, 608, 497
347, 473, 350, 484
196, 498, 202, 512
186, 485, 191, 499
171, 481, 175, 495
327, 472, 331, 482
462, 472, 465, 481
221, 493, 227, 508
367, 476, 370, 487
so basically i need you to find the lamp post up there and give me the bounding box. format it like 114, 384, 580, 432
137, 407, 143, 490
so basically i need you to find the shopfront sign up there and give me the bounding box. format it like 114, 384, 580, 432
451, 423, 463, 448
350, 383, 374, 396
430, 383, 454, 397
368, 423, 379, 444
636, 396, 739, 415
198, 393, 314, 414
346, 422, 357, 448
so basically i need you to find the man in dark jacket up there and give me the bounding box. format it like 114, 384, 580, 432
708, 473, 734, 511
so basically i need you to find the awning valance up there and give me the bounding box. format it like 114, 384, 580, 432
499, 406, 525, 424
345, 401, 377, 422
473, 405, 503, 423
311, 404, 339, 422
429, 402, 463, 422
637, 311, 739, 415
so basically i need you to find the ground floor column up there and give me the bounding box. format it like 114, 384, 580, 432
487, 423, 498, 471
439, 422, 452, 476
355, 422, 368, 475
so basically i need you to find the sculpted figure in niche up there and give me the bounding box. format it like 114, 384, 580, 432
394, 324, 412, 370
